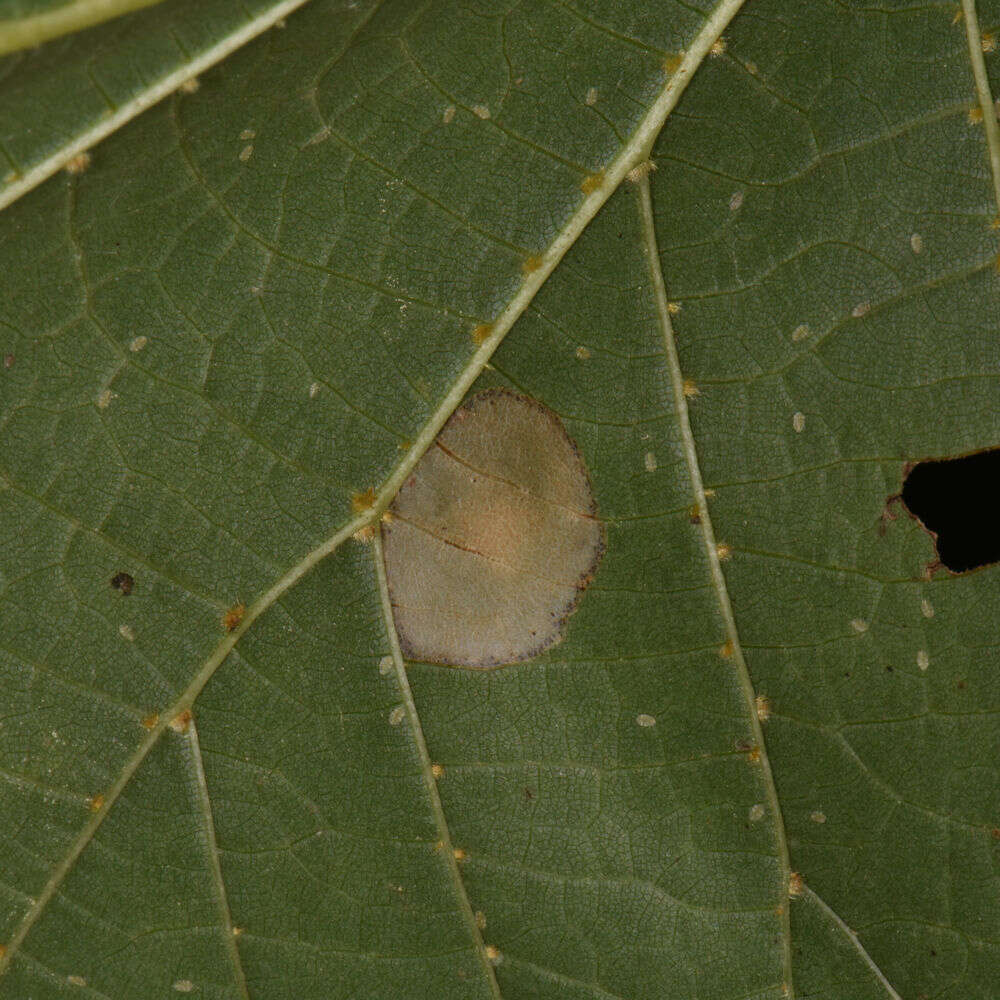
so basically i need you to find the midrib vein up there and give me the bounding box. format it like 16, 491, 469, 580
634, 173, 796, 996
185, 719, 250, 1000
372, 532, 501, 1000
0, 0, 749, 980
961, 0, 1000, 213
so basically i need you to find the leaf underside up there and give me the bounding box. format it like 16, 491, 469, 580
1, 2, 1000, 999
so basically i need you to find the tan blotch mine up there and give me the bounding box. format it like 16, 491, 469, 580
521, 254, 544, 276
851, 301, 870, 318
472, 323, 493, 346
636, 713, 656, 728
729, 190, 744, 212
984, 31, 996, 52
87, 793, 105, 813
716, 543, 732, 561
585, 87, 598, 106
239, 144, 254, 162
472, 104, 491, 120
575, 345, 591, 360
378, 654, 394, 676
431, 763, 444, 779
644, 451, 657, 472
921, 598, 934, 618
791, 323, 810, 342
792, 411, 805, 433
381, 389, 605, 668
388, 706, 406, 726
850, 618, 868, 634
475, 910, 487, 929
173, 981, 195, 994
788, 872, 805, 897
118, 624, 135, 642
917, 649, 930, 671
129, 335, 148, 352
67, 975, 87, 987
682, 379, 699, 398
442, 105, 456, 124
755, 695, 771, 722
580, 171, 604, 194
969, 105, 983, 124
141, 712, 159, 730
664, 52, 684, 74
179, 76, 200, 94
667, 301, 681, 315
748, 803, 765, 822
810, 810, 827, 824
910, 233, 923, 254
710, 37, 727, 56
485, 945, 501, 963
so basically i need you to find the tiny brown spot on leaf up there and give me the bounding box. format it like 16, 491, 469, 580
169, 709, 192, 733
110, 571, 134, 596
352, 487, 377, 513
223, 602, 245, 632
381, 389, 604, 668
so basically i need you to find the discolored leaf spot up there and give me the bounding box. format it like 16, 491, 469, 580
901, 448, 1000, 572
382, 389, 604, 668
110, 572, 134, 596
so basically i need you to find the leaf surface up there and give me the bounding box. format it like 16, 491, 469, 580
2, 2, 1000, 999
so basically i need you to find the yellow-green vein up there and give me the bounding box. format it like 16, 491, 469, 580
634, 171, 796, 996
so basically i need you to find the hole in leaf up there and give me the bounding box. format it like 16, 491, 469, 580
901, 449, 1000, 573
382, 388, 604, 668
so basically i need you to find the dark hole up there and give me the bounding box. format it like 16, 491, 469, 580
901, 449, 1000, 573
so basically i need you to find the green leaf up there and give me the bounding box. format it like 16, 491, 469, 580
2, 1, 999, 998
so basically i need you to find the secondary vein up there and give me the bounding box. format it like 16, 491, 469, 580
185, 718, 251, 1000
803, 885, 903, 1000
634, 171, 796, 996
962, 0, 1000, 213
371, 531, 502, 1000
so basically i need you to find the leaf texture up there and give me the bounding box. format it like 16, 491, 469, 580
1, 1, 999, 998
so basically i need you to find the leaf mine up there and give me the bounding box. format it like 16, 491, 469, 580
381, 388, 604, 668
